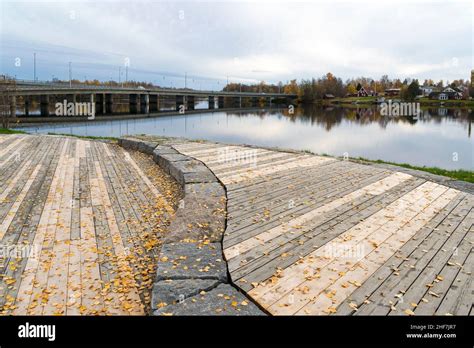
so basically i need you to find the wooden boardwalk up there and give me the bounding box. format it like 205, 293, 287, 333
0, 134, 179, 315
173, 142, 473, 316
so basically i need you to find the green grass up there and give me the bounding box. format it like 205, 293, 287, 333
355, 157, 473, 183
333, 96, 377, 102
323, 96, 474, 108
321, 96, 377, 106
0, 128, 26, 134
302, 148, 473, 183
417, 97, 474, 108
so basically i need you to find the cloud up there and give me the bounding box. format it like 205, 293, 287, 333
1, 0, 471, 87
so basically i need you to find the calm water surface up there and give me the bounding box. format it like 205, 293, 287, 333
17, 105, 473, 170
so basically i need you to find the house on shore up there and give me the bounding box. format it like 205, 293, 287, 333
356, 87, 378, 97
323, 94, 335, 99
384, 88, 401, 97
357, 86, 368, 97
428, 87, 463, 100
420, 85, 438, 96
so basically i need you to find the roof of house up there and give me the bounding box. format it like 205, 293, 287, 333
429, 91, 461, 97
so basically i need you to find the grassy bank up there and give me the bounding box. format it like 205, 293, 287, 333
356, 157, 473, 183
0, 128, 26, 134
300, 148, 473, 183
321, 96, 474, 108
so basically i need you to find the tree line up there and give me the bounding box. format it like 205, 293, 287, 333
224, 73, 473, 102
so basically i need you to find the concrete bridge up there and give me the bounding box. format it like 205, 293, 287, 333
7, 81, 298, 117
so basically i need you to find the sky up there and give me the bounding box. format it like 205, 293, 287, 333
0, 0, 472, 90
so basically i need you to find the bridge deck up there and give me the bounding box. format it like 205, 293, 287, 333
0, 134, 180, 315
172, 142, 473, 315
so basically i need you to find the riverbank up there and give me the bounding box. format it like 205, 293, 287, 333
2, 127, 472, 183
353, 158, 473, 183
0, 128, 26, 134
320, 96, 474, 108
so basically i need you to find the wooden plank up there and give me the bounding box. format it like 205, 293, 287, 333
79, 206, 105, 315
220, 156, 335, 185
224, 170, 391, 248
12, 139, 66, 314
248, 182, 448, 311
414, 227, 472, 315
0, 137, 60, 313
0, 136, 27, 160
231, 178, 426, 291
0, 164, 42, 240
93, 160, 144, 315
227, 162, 375, 217
26, 139, 70, 314
435, 247, 473, 315
42, 142, 75, 315
354, 195, 472, 315
335, 192, 467, 315
290, 188, 459, 315
225, 172, 412, 261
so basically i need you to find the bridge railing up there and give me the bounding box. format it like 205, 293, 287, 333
10, 79, 297, 97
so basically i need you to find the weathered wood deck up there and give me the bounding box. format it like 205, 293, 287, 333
0, 134, 179, 315
173, 142, 473, 316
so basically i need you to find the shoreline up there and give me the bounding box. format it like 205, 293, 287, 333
318, 97, 474, 108
4, 128, 470, 184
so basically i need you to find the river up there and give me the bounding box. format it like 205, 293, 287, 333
17, 105, 473, 170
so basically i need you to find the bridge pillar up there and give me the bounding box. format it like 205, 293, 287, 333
40, 95, 49, 116
268, 97, 272, 107
208, 96, 215, 109
187, 96, 195, 110
129, 94, 138, 114
105, 94, 113, 114
149, 94, 158, 113
140, 94, 149, 114
90, 94, 94, 115
218, 96, 224, 109
233, 97, 241, 108
95, 94, 104, 115
102, 93, 106, 114
176, 95, 184, 111
10, 96, 16, 117
251, 97, 258, 107
24, 96, 29, 116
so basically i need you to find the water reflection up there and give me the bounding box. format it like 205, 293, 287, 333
18, 105, 473, 170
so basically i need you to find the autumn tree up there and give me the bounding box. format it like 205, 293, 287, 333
346, 84, 357, 95
284, 79, 299, 95
0, 76, 17, 129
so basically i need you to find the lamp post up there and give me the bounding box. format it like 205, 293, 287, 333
33, 52, 37, 82
68, 62, 72, 87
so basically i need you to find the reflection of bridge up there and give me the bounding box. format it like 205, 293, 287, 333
9, 81, 297, 117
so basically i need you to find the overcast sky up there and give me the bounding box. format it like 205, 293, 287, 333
0, 0, 472, 89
